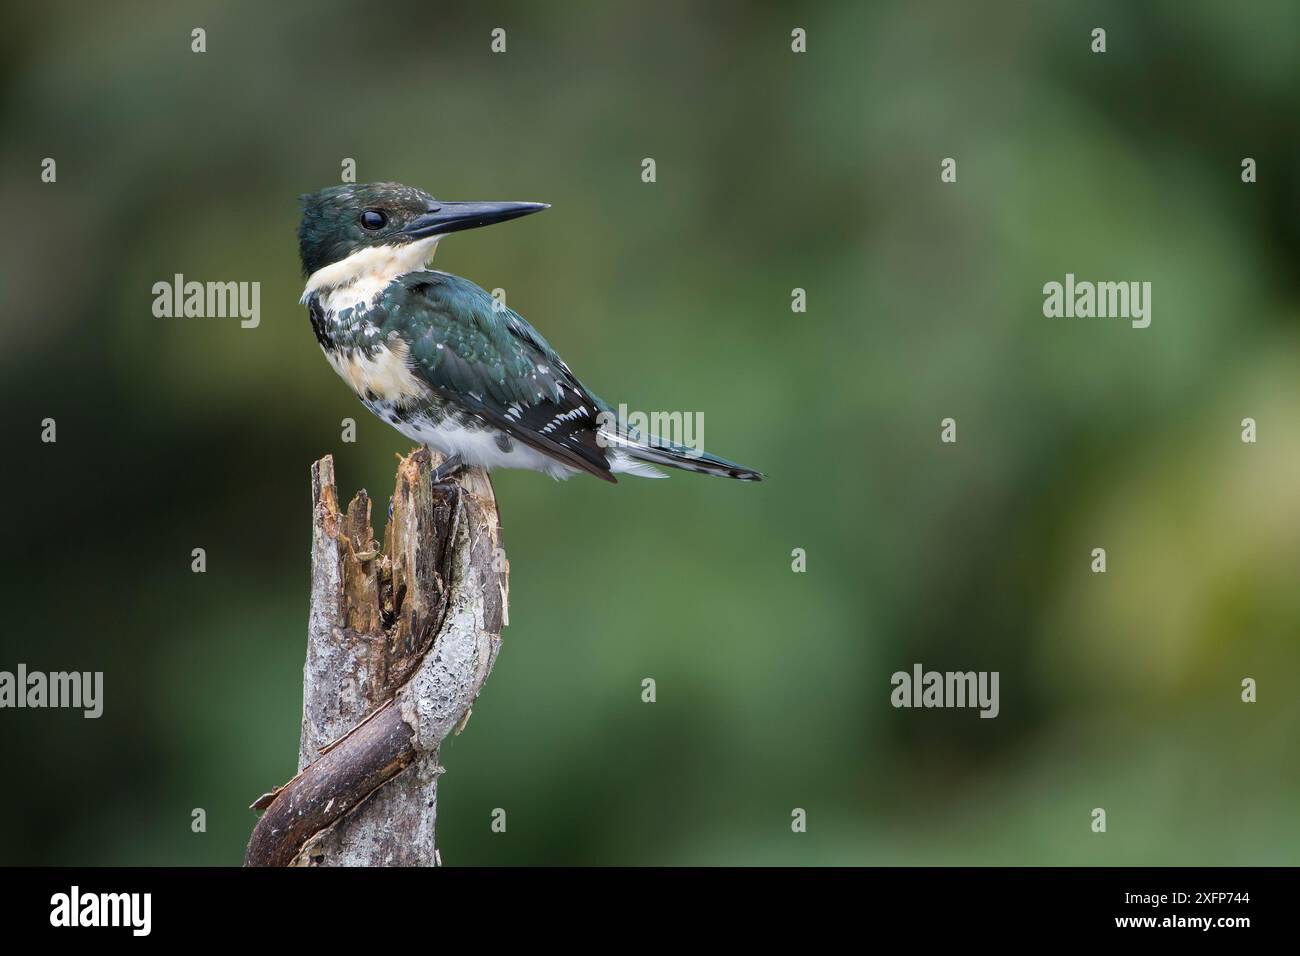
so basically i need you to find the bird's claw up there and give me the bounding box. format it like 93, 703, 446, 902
431, 453, 465, 485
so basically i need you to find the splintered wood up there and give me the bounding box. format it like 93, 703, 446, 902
245, 449, 506, 867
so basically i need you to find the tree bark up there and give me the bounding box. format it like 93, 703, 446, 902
245, 449, 507, 866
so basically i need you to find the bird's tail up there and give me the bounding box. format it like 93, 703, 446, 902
599, 429, 764, 481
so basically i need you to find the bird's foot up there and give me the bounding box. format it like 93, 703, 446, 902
431, 453, 464, 485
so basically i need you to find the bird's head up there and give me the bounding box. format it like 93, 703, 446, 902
298, 182, 548, 278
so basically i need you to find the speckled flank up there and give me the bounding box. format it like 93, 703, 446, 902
370, 396, 582, 478
323, 336, 428, 404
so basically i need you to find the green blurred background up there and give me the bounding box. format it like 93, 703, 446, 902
1, 0, 1296, 865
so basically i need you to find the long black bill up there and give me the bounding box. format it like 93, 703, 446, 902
399, 200, 549, 238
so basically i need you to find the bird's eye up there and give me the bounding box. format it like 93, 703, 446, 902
360, 210, 387, 230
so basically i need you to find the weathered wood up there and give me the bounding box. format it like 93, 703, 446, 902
245, 449, 507, 867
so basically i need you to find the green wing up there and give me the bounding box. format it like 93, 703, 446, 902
375, 271, 617, 482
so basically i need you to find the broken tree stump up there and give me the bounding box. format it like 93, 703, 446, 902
244, 449, 507, 866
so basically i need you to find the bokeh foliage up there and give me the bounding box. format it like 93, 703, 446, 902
0, 0, 1296, 864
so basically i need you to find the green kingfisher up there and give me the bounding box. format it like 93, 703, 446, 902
297, 182, 763, 484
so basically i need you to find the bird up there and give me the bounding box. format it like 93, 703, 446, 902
297, 182, 763, 484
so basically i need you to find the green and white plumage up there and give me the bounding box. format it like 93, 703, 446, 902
299, 183, 763, 484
